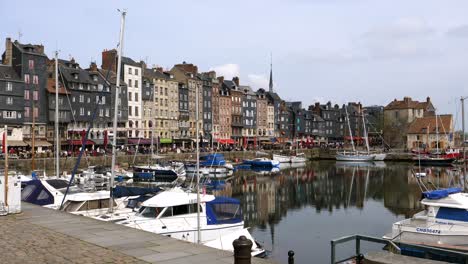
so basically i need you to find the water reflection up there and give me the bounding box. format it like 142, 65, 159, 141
222, 161, 464, 263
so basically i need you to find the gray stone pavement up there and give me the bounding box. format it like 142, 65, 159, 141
0, 203, 274, 264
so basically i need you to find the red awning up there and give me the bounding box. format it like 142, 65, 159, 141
217, 139, 235, 144
69, 139, 95, 145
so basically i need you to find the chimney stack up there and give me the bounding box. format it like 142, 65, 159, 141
232, 76, 239, 86
217, 76, 224, 84
426, 96, 431, 103
101, 49, 118, 72
3, 38, 13, 66
89, 62, 98, 72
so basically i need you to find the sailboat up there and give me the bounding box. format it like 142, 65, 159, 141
336, 106, 374, 161
361, 110, 386, 161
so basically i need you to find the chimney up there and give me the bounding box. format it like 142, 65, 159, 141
208, 71, 216, 79
403, 97, 411, 105
232, 76, 239, 86
3, 38, 12, 66
89, 62, 98, 72
140, 61, 147, 71
101, 49, 118, 72
426, 96, 430, 103
217, 76, 224, 84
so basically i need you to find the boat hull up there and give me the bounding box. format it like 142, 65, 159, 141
336, 153, 374, 161
372, 153, 387, 161
272, 154, 291, 163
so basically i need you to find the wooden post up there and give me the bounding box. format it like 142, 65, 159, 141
4, 125, 8, 207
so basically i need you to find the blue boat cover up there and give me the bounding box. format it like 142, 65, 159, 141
21, 180, 55, 206
112, 186, 161, 198
200, 153, 226, 166
423, 187, 462, 200
206, 196, 242, 225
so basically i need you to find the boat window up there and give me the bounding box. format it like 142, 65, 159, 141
46, 179, 73, 189
36, 190, 50, 201
161, 207, 173, 217
87, 200, 100, 210
64, 201, 84, 212
188, 203, 202, 214
211, 203, 242, 221
138, 206, 164, 218
100, 199, 117, 208
21, 185, 36, 200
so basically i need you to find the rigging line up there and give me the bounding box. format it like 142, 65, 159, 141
59, 50, 117, 210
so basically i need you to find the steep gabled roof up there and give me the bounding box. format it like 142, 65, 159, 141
385, 97, 433, 111
407, 115, 452, 134
0, 65, 21, 81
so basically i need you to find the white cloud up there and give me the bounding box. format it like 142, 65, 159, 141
209, 63, 240, 79
446, 24, 468, 38
247, 74, 269, 89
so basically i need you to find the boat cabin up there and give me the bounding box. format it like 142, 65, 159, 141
421, 188, 468, 222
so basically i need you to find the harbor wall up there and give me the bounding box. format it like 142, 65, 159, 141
6, 149, 413, 174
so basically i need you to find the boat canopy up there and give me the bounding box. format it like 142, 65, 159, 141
206, 197, 242, 225
21, 180, 55, 205
142, 188, 215, 208
113, 186, 161, 198
200, 153, 226, 166
423, 188, 462, 200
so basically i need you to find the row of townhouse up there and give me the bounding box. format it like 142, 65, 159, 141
0, 37, 402, 152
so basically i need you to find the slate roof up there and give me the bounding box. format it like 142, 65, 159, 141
46, 78, 70, 95
385, 97, 433, 110
144, 68, 168, 80
239, 85, 256, 96
223, 80, 237, 90
14, 41, 47, 57
407, 115, 452, 134
0, 65, 21, 81
121, 56, 141, 68
265, 91, 281, 102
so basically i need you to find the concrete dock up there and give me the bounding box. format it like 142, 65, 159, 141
1, 203, 274, 264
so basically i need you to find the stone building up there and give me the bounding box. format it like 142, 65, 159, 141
210, 72, 220, 143
384, 96, 435, 147
225, 77, 243, 145
171, 62, 203, 144
407, 115, 453, 150
200, 73, 213, 144
218, 76, 232, 144
102, 49, 143, 139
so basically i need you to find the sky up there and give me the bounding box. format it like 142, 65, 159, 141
2, 0, 468, 125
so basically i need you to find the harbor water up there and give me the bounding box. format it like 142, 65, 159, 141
219, 161, 464, 264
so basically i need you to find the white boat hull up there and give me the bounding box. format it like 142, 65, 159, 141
372, 153, 387, 161
272, 154, 291, 163
336, 153, 374, 161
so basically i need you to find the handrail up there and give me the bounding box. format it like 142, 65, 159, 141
331, 234, 468, 264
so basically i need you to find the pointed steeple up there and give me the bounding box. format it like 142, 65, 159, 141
269, 53, 273, 93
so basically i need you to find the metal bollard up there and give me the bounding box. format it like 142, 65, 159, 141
233, 235, 253, 264
288, 250, 295, 264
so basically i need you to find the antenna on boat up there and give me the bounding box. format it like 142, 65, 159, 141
109, 9, 126, 213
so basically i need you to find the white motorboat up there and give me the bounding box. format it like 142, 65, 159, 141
243, 158, 280, 168
117, 187, 265, 256
132, 162, 186, 184
272, 154, 291, 163
383, 187, 468, 250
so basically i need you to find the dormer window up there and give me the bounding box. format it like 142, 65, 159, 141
92, 75, 98, 82
73, 73, 78, 80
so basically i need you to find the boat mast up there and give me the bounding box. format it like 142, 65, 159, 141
196, 82, 201, 244
345, 106, 355, 152
361, 109, 370, 154
109, 10, 126, 213
55, 51, 60, 178
435, 111, 439, 155
4, 125, 8, 208
462, 96, 467, 191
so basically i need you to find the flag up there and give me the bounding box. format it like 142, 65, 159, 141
2, 131, 5, 153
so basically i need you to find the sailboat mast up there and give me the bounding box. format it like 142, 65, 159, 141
109, 10, 126, 213
196, 83, 201, 244
361, 109, 370, 154
345, 106, 355, 152
55, 51, 60, 178
435, 112, 439, 154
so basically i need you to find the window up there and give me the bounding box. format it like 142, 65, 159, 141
99, 109, 104, 117
24, 74, 30, 84
33, 91, 38, 101
80, 107, 84, 116
87, 97, 90, 103
135, 69, 139, 75
5, 82, 12, 91
6, 97, 13, 105
79, 95, 84, 103
87, 110, 91, 116
24, 107, 30, 117
28, 60, 34, 70
135, 106, 139, 116
24, 90, 30, 100
33, 75, 39, 85
135, 93, 138, 102
135, 80, 138, 88
128, 79, 132, 87
4, 111, 16, 119
33, 107, 38, 118
128, 68, 132, 74
128, 92, 132, 101
128, 106, 132, 116
105, 108, 110, 117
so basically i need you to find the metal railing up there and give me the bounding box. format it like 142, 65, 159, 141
331, 234, 468, 264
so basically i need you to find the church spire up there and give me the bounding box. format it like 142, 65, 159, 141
269, 53, 273, 92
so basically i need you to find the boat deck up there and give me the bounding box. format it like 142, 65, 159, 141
2, 203, 274, 264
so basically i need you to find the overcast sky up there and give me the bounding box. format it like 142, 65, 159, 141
2, 0, 468, 125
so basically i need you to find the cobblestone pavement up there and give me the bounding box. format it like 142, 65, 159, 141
0, 214, 148, 264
